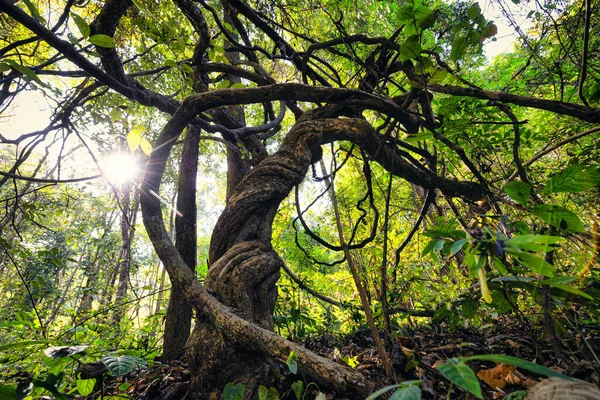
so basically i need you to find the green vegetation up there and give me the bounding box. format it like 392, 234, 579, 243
0, 0, 599, 398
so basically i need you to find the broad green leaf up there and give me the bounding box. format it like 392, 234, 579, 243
127, 126, 144, 152
89, 34, 116, 48
504, 181, 531, 206
433, 239, 445, 252
164, 59, 178, 68
291, 380, 303, 400
286, 351, 298, 374
390, 385, 421, 400
539, 278, 593, 300
504, 234, 563, 246
0, 339, 49, 351
461, 298, 478, 319
542, 164, 600, 195
421, 240, 436, 257
230, 83, 247, 89
462, 355, 571, 379
110, 107, 123, 122
5, 60, 44, 85
437, 359, 482, 398
531, 204, 585, 232
0, 384, 17, 399
397, 5, 415, 22
101, 355, 145, 376
139, 137, 153, 157
428, 67, 447, 84
504, 249, 556, 276
450, 36, 469, 63
493, 256, 508, 275
540, 276, 576, 285
404, 132, 433, 143
22, 0, 46, 24
0, 62, 11, 72
258, 385, 279, 400
70, 12, 90, 38
76, 378, 95, 396
399, 35, 422, 61
451, 238, 468, 255
181, 63, 194, 73
224, 383, 244, 400
504, 391, 527, 400
504, 234, 563, 252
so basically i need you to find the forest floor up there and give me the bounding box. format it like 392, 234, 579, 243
96, 317, 600, 399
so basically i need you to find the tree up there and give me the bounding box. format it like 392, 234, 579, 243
1, 0, 599, 398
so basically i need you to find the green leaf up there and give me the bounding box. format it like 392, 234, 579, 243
0, 62, 11, 72
110, 107, 123, 122
504, 391, 527, 400
437, 359, 482, 398
22, 0, 46, 24
366, 384, 404, 400
503, 249, 556, 276
181, 63, 193, 73
70, 12, 90, 38
164, 59, 178, 68
101, 355, 145, 376
139, 137, 153, 157
503, 234, 563, 252
5, 60, 44, 85
539, 277, 593, 300
0, 339, 49, 351
89, 34, 117, 48
258, 385, 279, 400
462, 355, 571, 379
421, 239, 436, 257
433, 239, 445, 252
450, 36, 469, 63
543, 164, 600, 194
224, 383, 244, 400
451, 238, 468, 255
390, 385, 421, 400
286, 351, 298, 374
0, 384, 17, 399
76, 378, 95, 396
127, 125, 144, 152
531, 204, 586, 233
461, 298, 478, 319
504, 181, 531, 206
291, 380, 303, 400
399, 35, 422, 62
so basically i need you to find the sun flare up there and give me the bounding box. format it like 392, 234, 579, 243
101, 153, 140, 186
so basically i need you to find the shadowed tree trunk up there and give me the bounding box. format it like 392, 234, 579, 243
162, 124, 200, 362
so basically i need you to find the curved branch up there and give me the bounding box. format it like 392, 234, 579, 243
280, 263, 344, 308
506, 125, 600, 181
427, 83, 600, 123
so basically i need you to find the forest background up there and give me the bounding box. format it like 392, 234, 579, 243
0, 0, 599, 398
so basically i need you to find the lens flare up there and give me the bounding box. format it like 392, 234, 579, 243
101, 153, 140, 186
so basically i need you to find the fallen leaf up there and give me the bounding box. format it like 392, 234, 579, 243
477, 363, 519, 389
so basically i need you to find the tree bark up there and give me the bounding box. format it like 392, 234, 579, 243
163, 125, 200, 362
